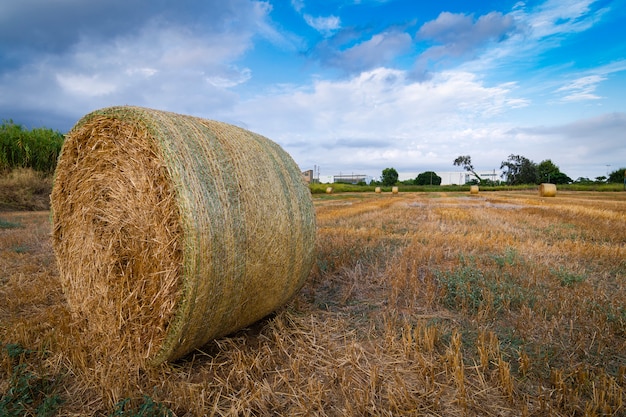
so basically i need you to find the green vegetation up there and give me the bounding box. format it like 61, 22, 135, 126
414, 170, 442, 185
0, 218, 23, 229
110, 396, 173, 417
607, 167, 626, 184
0, 343, 62, 417
0, 120, 64, 174
380, 167, 399, 186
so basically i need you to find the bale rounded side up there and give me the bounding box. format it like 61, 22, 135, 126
539, 183, 557, 197
51, 106, 316, 365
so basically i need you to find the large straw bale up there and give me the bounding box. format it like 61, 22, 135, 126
51, 106, 316, 365
539, 183, 557, 197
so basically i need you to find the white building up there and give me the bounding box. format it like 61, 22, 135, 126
436, 170, 500, 185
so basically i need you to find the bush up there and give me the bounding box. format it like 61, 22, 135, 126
0, 120, 64, 173
414, 171, 441, 185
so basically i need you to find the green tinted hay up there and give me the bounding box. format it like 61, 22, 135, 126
51, 106, 316, 365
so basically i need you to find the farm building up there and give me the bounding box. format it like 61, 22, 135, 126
333, 174, 373, 184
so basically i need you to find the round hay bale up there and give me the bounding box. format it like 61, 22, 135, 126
392, 186, 399, 194
539, 183, 557, 197
375, 187, 381, 193
51, 106, 316, 365
326, 187, 333, 194
470, 185, 479, 195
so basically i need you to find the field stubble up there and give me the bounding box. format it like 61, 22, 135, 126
1, 190, 624, 416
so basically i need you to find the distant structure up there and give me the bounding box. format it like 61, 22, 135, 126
437, 170, 499, 185
302, 166, 321, 184
302, 169, 314, 184
333, 174, 373, 185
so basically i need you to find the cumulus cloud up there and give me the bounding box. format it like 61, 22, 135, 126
0, 0, 274, 128
228, 67, 527, 174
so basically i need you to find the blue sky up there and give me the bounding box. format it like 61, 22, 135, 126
1, 0, 625, 181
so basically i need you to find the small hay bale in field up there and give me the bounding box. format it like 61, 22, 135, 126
326, 187, 333, 194
539, 183, 557, 197
51, 106, 316, 366
375, 187, 381, 193
470, 185, 479, 195
392, 186, 398, 194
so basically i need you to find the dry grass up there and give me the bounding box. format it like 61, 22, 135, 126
1, 190, 625, 416
0, 168, 53, 211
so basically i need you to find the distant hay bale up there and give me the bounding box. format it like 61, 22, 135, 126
326, 187, 333, 194
392, 186, 398, 194
375, 187, 381, 193
539, 183, 557, 197
470, 185, 479, 195
51, 106, 316, 366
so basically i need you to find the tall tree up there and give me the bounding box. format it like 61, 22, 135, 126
453, 155, 482, 184
415, 171, 441, 185
381, 167, 399, 186
500, 154, 537, 185
536, 159, 571, 184
608, 168, 626, 183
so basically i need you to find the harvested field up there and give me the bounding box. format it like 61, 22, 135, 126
1, 191, 625, 416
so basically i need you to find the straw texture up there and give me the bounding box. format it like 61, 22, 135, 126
539, 183, 557, 197
470, 185, 479, 195
51, 106, 316, 365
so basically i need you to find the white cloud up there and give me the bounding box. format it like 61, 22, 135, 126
290, 0, 304, 13
304, 14, 341, 35
227, 68, 528, 174
556, 75, 605, 101
55, 74, 117, 97
524, 0, 606, 38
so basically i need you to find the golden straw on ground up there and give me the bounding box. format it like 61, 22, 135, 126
51, 106, 316, 366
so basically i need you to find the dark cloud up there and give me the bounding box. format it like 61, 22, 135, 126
0, 0, 260, 62
416, 11, 515, 47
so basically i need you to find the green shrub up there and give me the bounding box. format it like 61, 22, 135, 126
0, 120, 64, 173
0, 343, 62, 417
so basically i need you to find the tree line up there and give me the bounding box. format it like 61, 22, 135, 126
372, 155, 624, 187
454, 154, 625, 185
